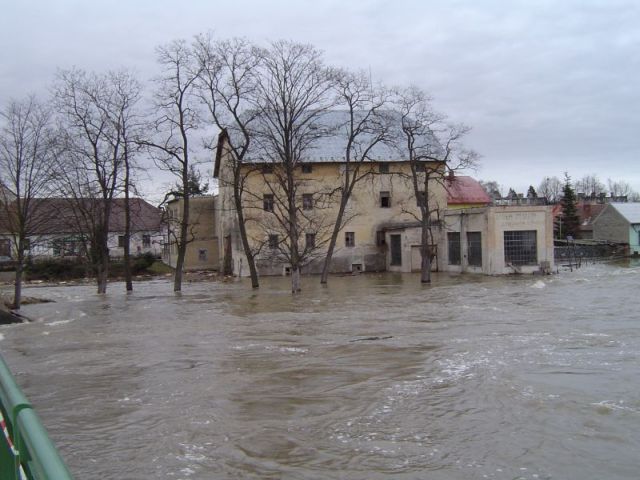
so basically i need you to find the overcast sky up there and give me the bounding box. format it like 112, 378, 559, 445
2, 0, 639, 201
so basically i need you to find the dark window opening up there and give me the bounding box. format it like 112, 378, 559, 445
415, 163, 426, 173
467, 231, 482, 267
448, 232, 461, 265
262, 164, 274, 174
379, 163, 389, 174
302, 193, 313, 210
380, 191, 391, 208
345, 231, 355, 247
390, 234, 402, 266
376, 230, 386, 246
301, 164, 313, 174
268, 234, 279, 249
0, 239, 11, 257
416, 191, 426, 207
263, 194, 274, 212
305, 233, 316, 249
504, 230, 537, 265
142, 234, 151, 248
118, 235, 126, 248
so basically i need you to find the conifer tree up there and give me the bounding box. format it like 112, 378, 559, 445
527, 185, 537, 198
558, 173, 580, 239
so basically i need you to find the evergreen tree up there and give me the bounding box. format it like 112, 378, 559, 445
558, 173, 580, 239
527, 185, 537, 198
507, 188, 517, 199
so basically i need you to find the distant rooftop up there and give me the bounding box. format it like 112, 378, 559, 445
223, 109, 442, 164
446, 176, 492, 205
609, 202, 640, 224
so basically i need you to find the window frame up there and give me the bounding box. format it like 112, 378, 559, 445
302, 193, 314, 210
467, 231, 482, 267
504, 230, 538, 266
345, 231, 355, 247
447, 231, 461, 265
380, 191, 391, 208
263, 194, 274, 212
379, 163, 390, 174
305, 232, 316, 249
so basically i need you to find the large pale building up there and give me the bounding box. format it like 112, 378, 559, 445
212, 118, 555, 277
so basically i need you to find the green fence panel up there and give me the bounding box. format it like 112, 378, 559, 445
0, 353, 73, 480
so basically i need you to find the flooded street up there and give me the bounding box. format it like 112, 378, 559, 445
1, 262, 640, 480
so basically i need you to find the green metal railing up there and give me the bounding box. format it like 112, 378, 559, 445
0, 353, 73, 480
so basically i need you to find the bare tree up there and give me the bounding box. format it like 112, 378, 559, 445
0, 97, 58, 309
194, 35, 262, 288
538, 176, 563, 204
320, 70, 393, 284
575, 174, 605, 198
396, 86, 478, 283
104, 70, 142, 292
53, 68, 126, 294
141, 40, 202, 292
479, 180, 502, 201
250, 40, 337, 292
607, 178, 635, 199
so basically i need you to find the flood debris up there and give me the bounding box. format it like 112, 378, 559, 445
349, 335, 393, 343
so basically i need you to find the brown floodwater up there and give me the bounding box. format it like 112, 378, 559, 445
1, 261, 639, 479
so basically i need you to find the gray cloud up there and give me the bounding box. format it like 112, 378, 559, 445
2, 0, 639, 197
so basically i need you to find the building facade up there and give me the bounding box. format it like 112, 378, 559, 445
163, 196, 219, 271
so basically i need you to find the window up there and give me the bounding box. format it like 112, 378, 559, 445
305, 233, 316, 249
380, 191, 391, 208
262, 164, 274, 174
22, 239, 31, 252
268, 234, 279, 249
118, 235, 126, 248
0, 239, 10, 257
379, 163, 389, 174
416, 191, 426, 207
467, 232, 482, 267
504, 230, 537, 265
415, 163, 426, 173
142, 234, 151, 248
376, 230, 386, 246
345, 231, 355, 247
198, 249, 208, 261
302, 193, 313, 210
448, 232, 461, 265
301, 164, 313, 174
263, 194, 274, 212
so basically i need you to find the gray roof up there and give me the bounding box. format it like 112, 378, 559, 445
610, 203, 640, 224
226, 109, 440, 163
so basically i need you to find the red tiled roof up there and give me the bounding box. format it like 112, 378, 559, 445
446, 176, 492, 205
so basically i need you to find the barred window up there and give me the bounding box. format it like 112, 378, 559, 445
504, 230, 537, 265
467, 231, 482, 267
268, 234, 279, 249
379, 163, 389, 174
448, 232, 461, 265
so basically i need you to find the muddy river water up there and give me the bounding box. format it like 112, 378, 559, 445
1, 262, 639, 479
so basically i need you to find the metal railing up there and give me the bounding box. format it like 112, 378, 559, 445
0, 353, 73, 480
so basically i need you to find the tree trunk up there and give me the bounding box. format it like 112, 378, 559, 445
234, 188, 259, 288
320, 198, 348, 284
13, 252, 23, 310
123, 162, 133, 292
291, 266, 301, 293
420, 219, 431, 284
